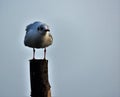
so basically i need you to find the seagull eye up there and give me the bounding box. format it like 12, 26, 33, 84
40, 26, 44, 31
37, 27, 40, 31
37, 26, 44, 31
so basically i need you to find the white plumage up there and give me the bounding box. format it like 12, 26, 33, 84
24, 21, 53, 59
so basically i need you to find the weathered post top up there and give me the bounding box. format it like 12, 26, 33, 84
29, 59, 51, 97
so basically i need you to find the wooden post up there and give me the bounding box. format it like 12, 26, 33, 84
29, 59, 51, 97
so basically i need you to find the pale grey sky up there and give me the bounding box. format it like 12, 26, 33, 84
0, 0, 120, 97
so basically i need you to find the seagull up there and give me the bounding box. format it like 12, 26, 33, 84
24, 21, 53, 59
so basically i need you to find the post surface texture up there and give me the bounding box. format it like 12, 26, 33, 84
30, 59, 51, 97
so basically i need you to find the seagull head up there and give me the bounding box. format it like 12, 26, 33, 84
37, 23, 50, 35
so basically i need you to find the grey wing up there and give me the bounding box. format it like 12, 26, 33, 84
24, 23, 33, 46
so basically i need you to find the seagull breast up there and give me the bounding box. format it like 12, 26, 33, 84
41, 31, 53, 48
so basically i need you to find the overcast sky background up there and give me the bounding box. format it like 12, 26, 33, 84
0, 0, 120, 97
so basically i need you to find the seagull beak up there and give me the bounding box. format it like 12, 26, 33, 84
45, 29, 50, 32
41, 29, 50, 35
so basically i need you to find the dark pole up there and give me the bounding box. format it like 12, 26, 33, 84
29, 59, 51, 97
